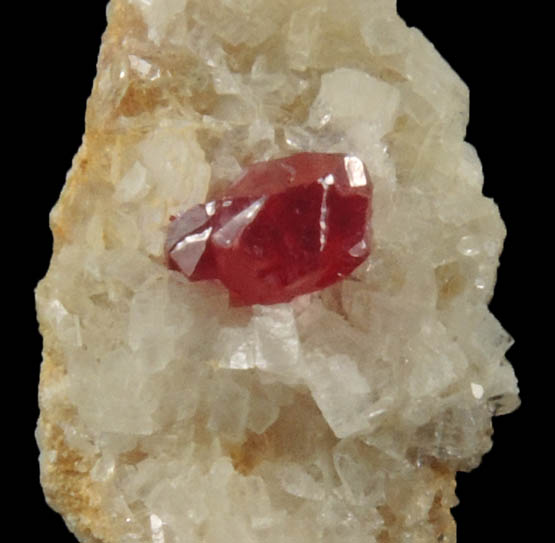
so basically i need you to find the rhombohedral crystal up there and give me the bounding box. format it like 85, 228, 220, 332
35, 1, 519, 542
166, 153, 372, 306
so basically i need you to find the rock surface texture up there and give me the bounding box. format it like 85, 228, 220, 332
35, 1, 519, 542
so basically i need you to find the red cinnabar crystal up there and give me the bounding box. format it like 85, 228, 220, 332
165, 153, 372, 306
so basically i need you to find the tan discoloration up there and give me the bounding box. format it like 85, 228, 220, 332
117, 82, 164, 117
38, 359, 122, 543
228, 430, 275, 475
376, 463, 457, 543
119, 446, 149, 466
435, 262, 466, 309
377, 504, 397, 527
429, 489, 457, 542
48, 1, 147, 248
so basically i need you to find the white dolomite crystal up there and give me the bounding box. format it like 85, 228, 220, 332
35, 1, 519, 542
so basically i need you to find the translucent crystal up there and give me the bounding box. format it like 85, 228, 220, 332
166, 153, 372, 306
35, 1, 518, 542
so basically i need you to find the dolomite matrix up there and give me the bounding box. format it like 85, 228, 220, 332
35, 1, 519, 542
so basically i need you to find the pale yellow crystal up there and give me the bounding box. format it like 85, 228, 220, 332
36, 1, 519, 542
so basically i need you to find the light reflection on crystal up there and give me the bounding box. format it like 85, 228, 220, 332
344, 155, 367, 187
348, 240, 368, 258
212, 196, 266, 248
457, 235, 481, 257
475, 278, 487, 290
149, 514, 165, 543
471, 383, 485, 399
205, 200, 216, 216
171, 227, 212, 275
47, 299, 69, 325
317, 175, 333, 251
128, 55, 152, 77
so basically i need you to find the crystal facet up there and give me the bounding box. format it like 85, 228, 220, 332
166, 153, 372, 305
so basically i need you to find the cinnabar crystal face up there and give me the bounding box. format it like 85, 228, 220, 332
165, 153, 372, 306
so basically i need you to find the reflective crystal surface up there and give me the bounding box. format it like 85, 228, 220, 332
166, 153, 372, 305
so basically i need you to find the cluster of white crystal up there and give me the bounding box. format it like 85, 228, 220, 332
36, 1, 519, 542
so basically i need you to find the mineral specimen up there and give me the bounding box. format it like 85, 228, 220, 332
35, 1, 519, 542
166, 153, 372, 305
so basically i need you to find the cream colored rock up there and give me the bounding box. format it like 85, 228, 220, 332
36, 1, 519, 542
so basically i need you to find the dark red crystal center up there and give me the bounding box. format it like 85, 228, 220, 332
165, 152, 372, 306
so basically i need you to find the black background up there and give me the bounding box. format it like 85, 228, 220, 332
22, 1, 536, 541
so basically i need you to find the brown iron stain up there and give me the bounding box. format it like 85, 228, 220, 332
377, 504, 397, 527
117, 82, 164, 117
37, 351, 134, 543
428, 489, 456, 542
222, 41, 257, 74
39, 415, 115, 543
119, 446, 148, 465
228, 429, 274, 475
435, 262, 466, 309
